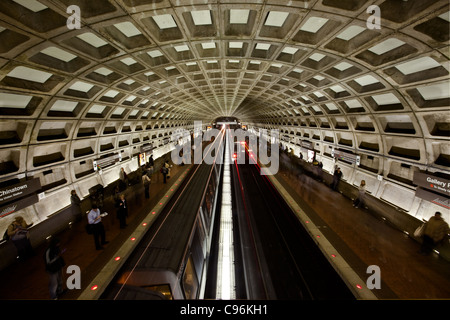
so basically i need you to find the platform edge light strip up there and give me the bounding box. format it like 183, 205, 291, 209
266, 173, 378, 300
77, 167, 191, 300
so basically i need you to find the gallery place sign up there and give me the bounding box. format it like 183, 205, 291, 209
413, 172, 450, 196
413, 172, 450, 209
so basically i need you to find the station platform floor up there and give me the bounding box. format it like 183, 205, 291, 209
0, 156, 449, 300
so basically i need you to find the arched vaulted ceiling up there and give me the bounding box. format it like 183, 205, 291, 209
0, 0, 449, 185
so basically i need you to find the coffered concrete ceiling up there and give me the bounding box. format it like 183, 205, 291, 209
0, 0, 448, 182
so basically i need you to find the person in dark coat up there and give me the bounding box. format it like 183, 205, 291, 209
44, 237, 65, 299
116, 194, 128, 229
70, 190, 82, 219
331, 167, 342, 191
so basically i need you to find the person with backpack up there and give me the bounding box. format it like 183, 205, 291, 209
6, 216, 34, 260
44, 238, 66, 299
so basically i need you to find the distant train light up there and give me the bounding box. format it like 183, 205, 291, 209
232, 153, 237, 159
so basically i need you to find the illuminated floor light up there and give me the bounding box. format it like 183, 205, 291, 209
142, 222, 147, 226
356, 284, 362, 289
91, 285, 98, 291
130, 237, 136, 241
216, 133, 236, 300
115, 256, 121, 261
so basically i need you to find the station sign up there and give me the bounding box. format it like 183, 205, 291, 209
0, 178, 41, 205
413, 171, 450, 196
0, 178, 41, 218
93, 153, 121, 171
140, 142, 155, 153
332, 149, 360, 165
300, 140, 313, 150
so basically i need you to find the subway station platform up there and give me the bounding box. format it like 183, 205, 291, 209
0, 154, 449, 300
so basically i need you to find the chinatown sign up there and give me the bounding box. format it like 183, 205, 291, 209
0, 178, 41, 205
0, 178, 41, 218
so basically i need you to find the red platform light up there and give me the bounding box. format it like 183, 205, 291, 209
91, 285, 98, 291
356, 284, 362, 289
130, 237, 136, 241
142, 222, 147, 226
115, 256, 121, 261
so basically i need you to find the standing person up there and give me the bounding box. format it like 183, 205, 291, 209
161, 164, 169, 184
353, 180, 366, 209
148, 154, 154, 167
119, 167, 128, 191
44, 238, 65, 300
165, 160, 171, 180
317, 162, 324, 182
116, 194, 128, 229
7, 216, 34, 260
331, 167, 342, 191
87, 204, 108, 250
420, 212, 450, 255
70, 190, 82, 220
142, 173, 151, 199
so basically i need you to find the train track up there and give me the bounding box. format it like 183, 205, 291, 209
232, 142, 355, 300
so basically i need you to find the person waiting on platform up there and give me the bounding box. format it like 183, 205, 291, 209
420, 212, 450, 255
7, 216, 34, 260
353, 180, 366, 209
165, 160, 172, 180
87, 204, 108, 250
70, 190, 82, 220
115, 194, 128, 229
44, 237, 65, 300
331, 167, 342, 191
119, 167, 128, 191
142, 173, 151, 199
